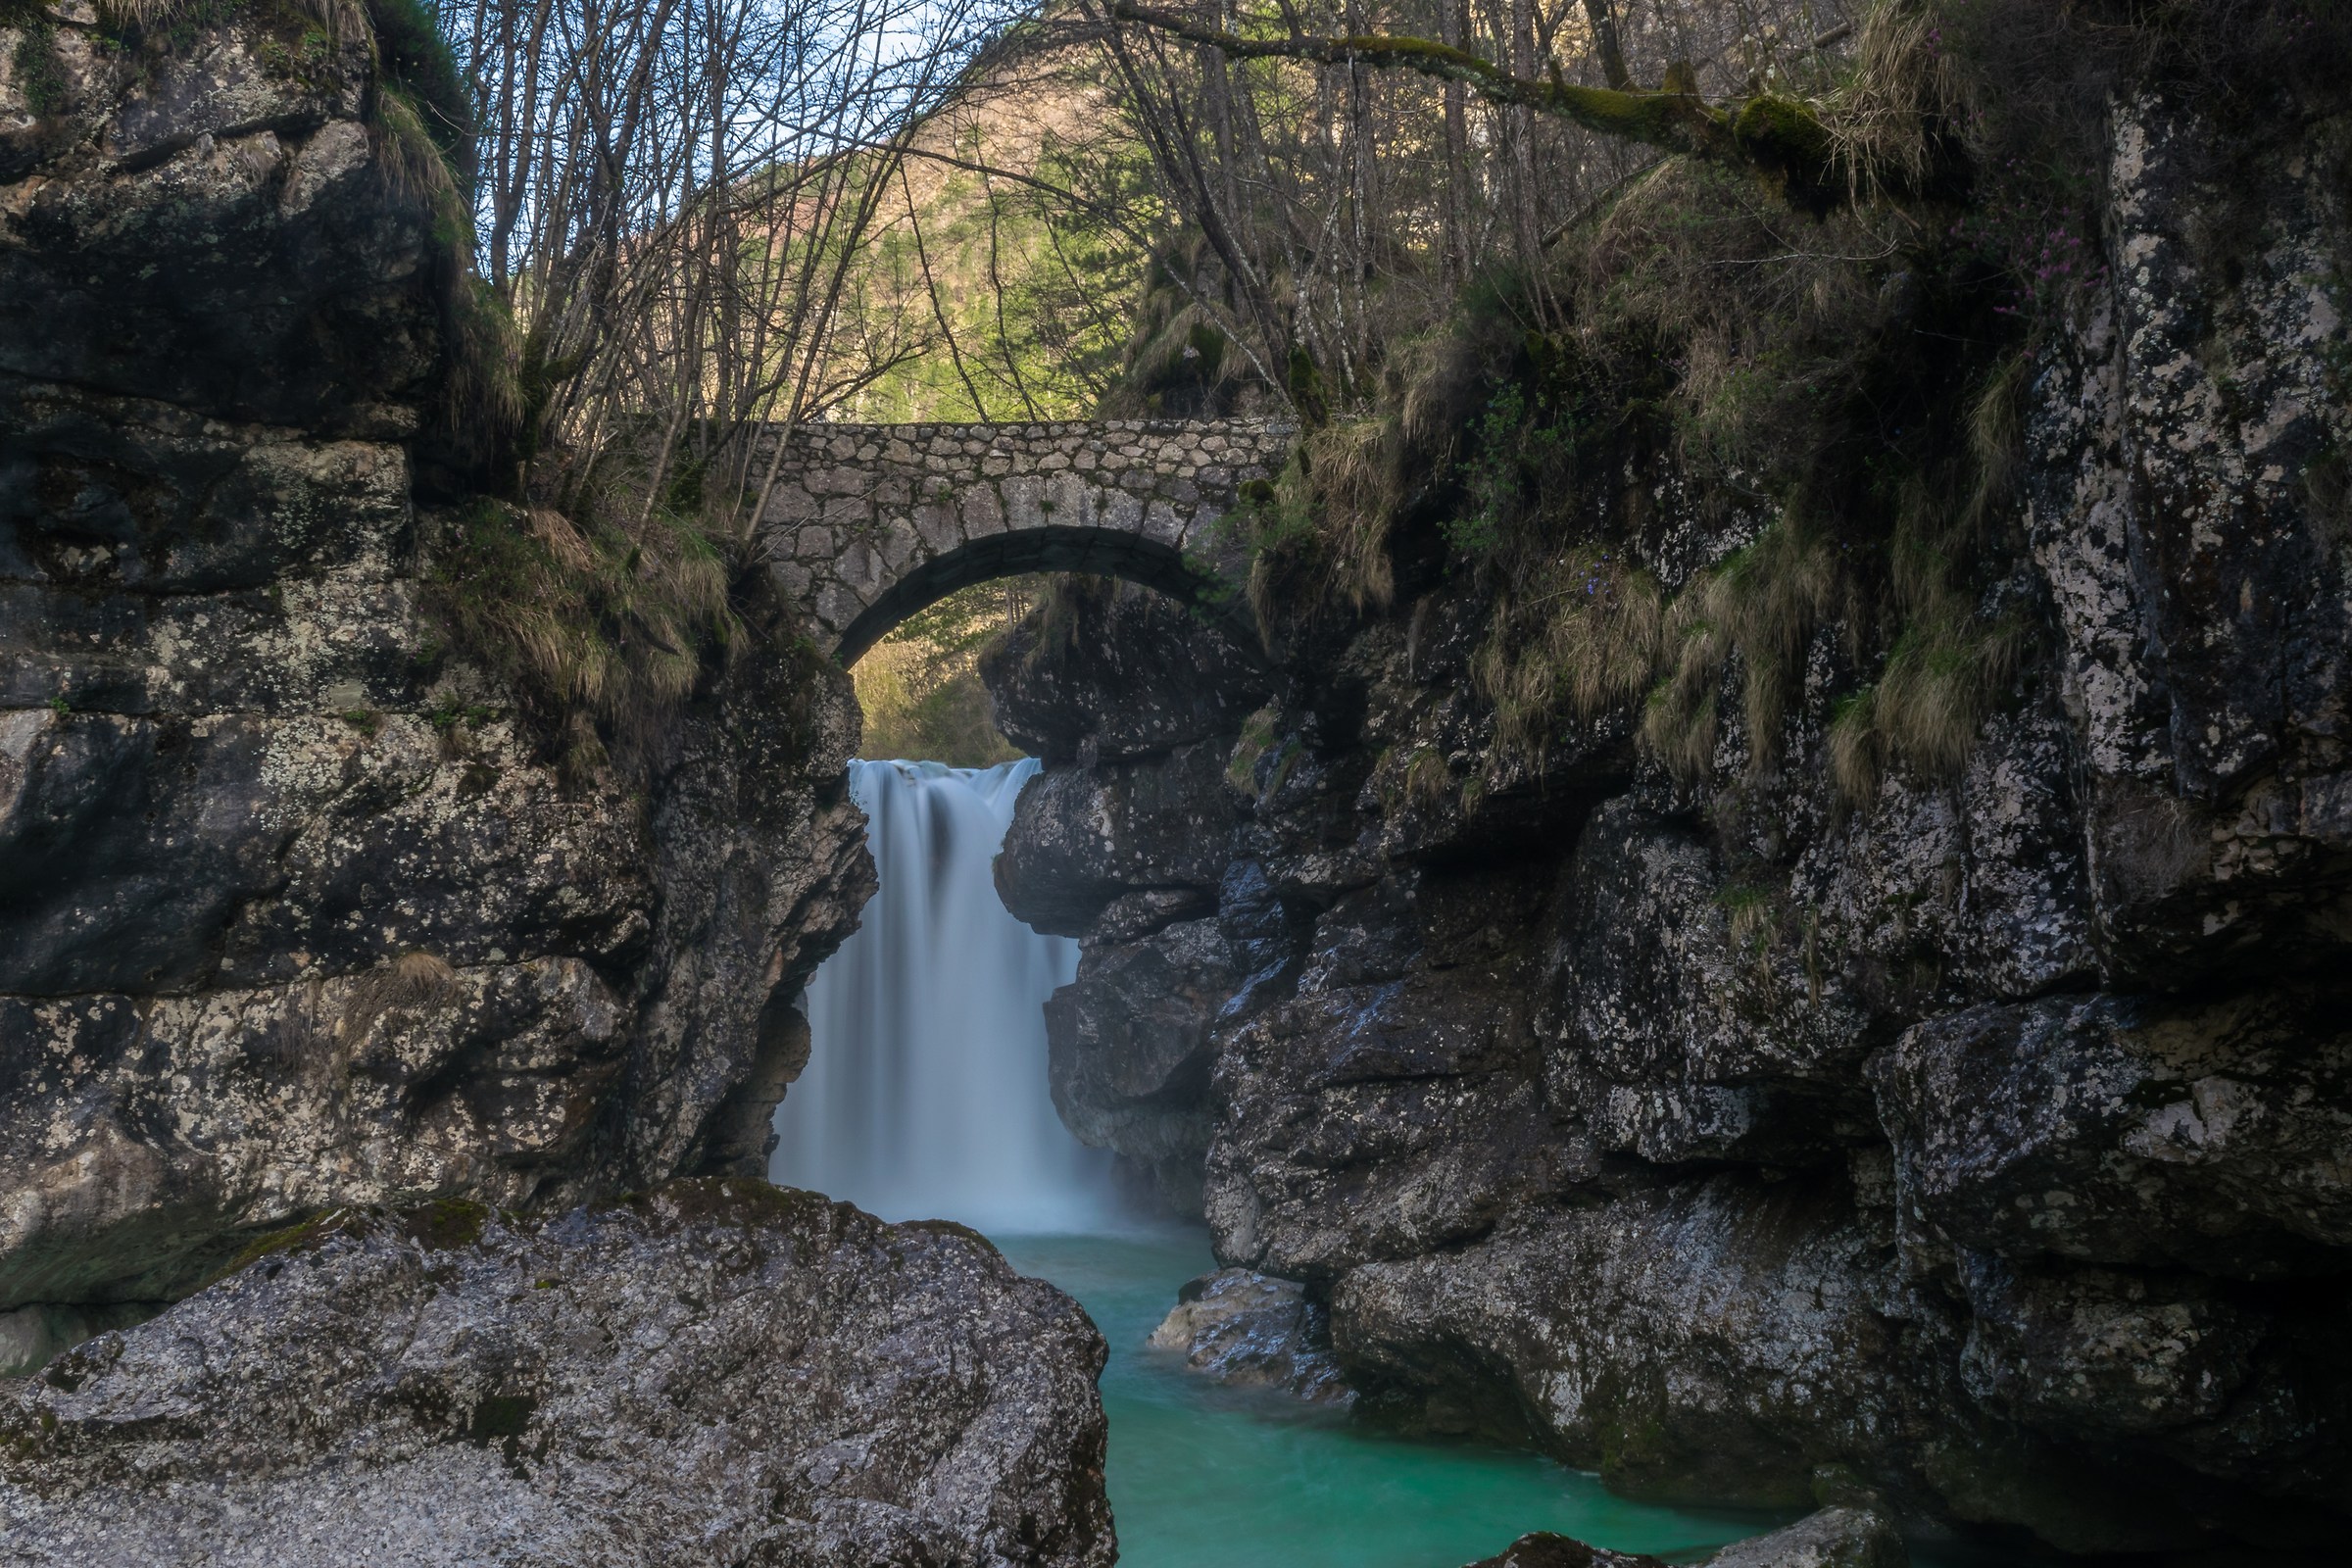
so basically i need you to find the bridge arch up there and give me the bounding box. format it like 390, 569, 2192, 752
752, 417, 1294, 662
835, 523, 1251, 664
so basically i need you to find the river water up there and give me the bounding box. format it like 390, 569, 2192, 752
769, 760, 1810, 1566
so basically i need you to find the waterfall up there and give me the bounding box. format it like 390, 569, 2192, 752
770, 758, 1111, 1234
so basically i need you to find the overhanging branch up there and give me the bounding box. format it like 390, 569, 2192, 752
1103, 0, 1855, 214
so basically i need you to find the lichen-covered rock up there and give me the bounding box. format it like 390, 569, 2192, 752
0, 5, 870, 1341
1694, 1507, 1907, 1568
979, 82, 2352, 1561
1147, 1267, 1351, 1403
1457, 1532, 1665, 1568
1871, 987, 2352, 1278
0, 1180, 1114, 1568
0, 2, 433, 431
1201, 865, 1592, 1285
1543, 799, 1873, 1166
994, 737, 1243, 937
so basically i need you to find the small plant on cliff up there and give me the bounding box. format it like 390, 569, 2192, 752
6, 6, 70, 118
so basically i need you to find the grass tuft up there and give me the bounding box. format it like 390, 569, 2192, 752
429, 497, 742, 777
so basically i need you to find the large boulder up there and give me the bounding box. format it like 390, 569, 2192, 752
0, 1181, 1114, 1568
994, 737, 1243, 937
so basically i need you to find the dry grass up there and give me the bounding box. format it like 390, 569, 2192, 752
1476, 546, 1664, 772
1402, 746, 1450, 810
1308, 417, 1400, 612
338, 950, 462, 1050
1641, 518, 1842, 781
1815, 2, 1967, 207
432, 496, 740, 775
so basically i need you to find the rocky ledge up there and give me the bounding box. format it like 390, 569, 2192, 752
0, 1179, 1115, 1568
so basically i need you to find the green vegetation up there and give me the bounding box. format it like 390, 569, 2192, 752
7, 6, 68, 118
851, 579, 1033, 765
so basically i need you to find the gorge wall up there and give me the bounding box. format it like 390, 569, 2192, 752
987, 87, 2352, 1561
0, 1, 869, 1364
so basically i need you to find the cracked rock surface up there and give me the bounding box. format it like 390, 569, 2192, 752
0, 1180, 1115, 1568
985, 88, 2352, 1559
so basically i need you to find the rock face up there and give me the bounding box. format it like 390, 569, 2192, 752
986, 89, 2352, 1559
0, 5, 869, 1354
0, 1180, 1115, 1568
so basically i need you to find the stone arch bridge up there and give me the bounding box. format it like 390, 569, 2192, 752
752, 417, 1295, 662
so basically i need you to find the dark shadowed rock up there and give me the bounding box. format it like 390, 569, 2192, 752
981, 581, 1267, 766
1046, 916, 1238, 1216
1696, 1507, 1907, 1568
1458, 1532, 1664, 1568
994, 738, 1244, 937
1871, 987, 2352, 1278
0, 1180, 1114, 1568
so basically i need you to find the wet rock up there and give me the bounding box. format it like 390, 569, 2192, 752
1458, 1533, 1665, 1568
1148, 1267, 1352, 1403
1698, 1507, 1907, 1568
1330, 1175, 1915, 1506
1046, 916, 1237, 1216
1459, 1508, 1905, 1568
0, 1180, 1114, 1568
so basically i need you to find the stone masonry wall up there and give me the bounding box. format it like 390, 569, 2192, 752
751, 418, 1293, 658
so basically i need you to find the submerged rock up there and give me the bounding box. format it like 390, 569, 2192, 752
0, 1180, 1114, 1568
1460, 1507, 1906, 1568
1148, 1267, 1351, 1404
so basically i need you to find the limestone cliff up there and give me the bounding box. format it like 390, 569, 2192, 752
0, 0, 871, 1367
989, 88, 2352, 1560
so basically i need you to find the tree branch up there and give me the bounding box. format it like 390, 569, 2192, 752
1103, 0, 1855, 214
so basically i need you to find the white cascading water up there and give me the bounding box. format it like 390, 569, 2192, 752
770, 758, 1113, 1233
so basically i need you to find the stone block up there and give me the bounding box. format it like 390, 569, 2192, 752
761, 484, 818, 526
1003, 475, 1046, 532
914, 498, 962, 555
963, 485, 1005, 538
1045, 472, 1095, 529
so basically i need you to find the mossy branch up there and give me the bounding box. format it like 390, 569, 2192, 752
1105, 0, 1855, 213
